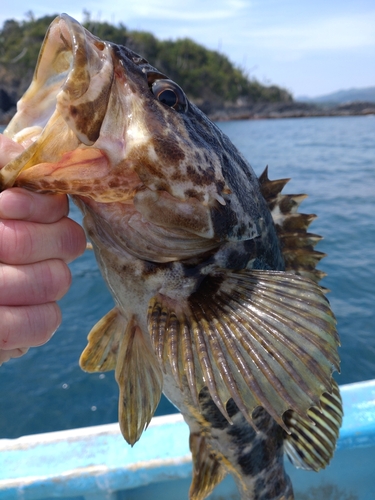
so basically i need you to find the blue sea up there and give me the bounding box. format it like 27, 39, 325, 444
1, 115, 374, 439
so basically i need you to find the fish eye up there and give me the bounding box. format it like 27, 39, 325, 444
151, 79, 188, 113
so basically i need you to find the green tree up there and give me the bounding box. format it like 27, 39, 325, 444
0, 13, 293, 115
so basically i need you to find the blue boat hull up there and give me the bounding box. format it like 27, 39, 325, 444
1, 380, 374, 500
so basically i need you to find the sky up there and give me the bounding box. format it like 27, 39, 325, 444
1, 0, 374, 98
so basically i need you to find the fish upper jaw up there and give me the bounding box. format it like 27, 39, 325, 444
4, 15, 113, 144
0, 15, 141, 197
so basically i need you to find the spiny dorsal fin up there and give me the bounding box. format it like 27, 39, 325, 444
189, 432, 226, 500
259, 166, 326, 285
258, 168, 290, 199
283, 379, 343, 471
148, 269, 340, 433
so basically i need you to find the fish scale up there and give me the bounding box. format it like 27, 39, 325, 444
0, 14, 342, 500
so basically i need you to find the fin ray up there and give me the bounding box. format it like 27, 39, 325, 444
115, 316, 163, 445
284, 379, 343, 471
189, 432, 226, 500
79, 307, 125, 372
191, 313, 233, 423
148, 270, 339, 429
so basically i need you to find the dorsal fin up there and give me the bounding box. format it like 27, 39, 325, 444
259, 167, 326, 285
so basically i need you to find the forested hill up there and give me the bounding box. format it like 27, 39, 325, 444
0, 13, 293, 122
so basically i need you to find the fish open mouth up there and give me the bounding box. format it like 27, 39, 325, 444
0, 14, 116, 193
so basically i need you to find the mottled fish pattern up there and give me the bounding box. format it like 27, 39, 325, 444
0, 15, 342, 500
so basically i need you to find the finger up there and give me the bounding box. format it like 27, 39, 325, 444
0, 347, 29, 366
0, 260, 72, 306
0, 217, 87, 264
0, 188, 69, 223
0, 134, 24, 168
0, 303, 61, 350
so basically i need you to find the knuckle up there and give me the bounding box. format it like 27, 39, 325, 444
58, 218, 86, 262
48, 259, 72, 300
26, 303, 62, 347
33, 193, 69, 223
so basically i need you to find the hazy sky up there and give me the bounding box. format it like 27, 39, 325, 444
1, 0, 374, 97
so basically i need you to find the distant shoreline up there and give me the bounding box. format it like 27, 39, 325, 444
207, 101, 375, 122
1, 101, 374, 126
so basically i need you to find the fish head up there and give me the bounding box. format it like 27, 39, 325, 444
1, 14, 231, 212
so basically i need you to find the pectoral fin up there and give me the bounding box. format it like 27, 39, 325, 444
284, 379, 343, 471
115, 316, 163, 445
148, 270, 340, 432
80, 307, 125, 372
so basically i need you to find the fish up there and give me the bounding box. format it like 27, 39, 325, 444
0, 15, 342, 500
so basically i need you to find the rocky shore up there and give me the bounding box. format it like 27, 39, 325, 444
207, 100, 375, 121
1, 84, 374, 126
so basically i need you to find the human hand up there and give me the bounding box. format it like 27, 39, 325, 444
0, 134, 86, 365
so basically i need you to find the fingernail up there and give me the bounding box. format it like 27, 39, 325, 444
0, 189, 33, 219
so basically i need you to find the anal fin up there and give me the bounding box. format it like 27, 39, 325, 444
79, 307, 125, 372
283, 379, 343, 471
189, 431, 226, 500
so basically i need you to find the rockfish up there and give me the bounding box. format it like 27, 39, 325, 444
0, 15, 342, 500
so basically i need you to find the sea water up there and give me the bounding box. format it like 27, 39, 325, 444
0, 115, 374, 438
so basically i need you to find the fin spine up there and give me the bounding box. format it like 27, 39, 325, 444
259, 166, 326, 285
